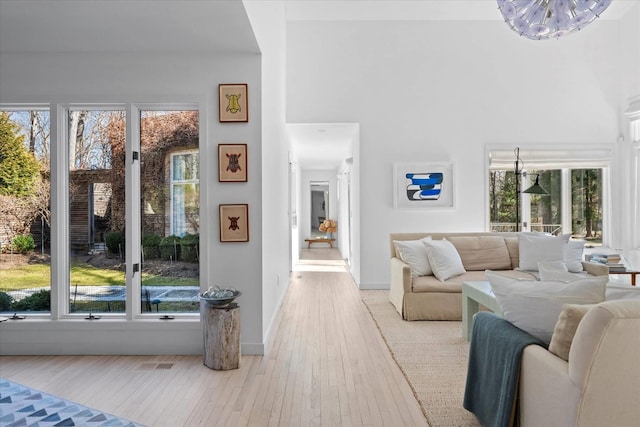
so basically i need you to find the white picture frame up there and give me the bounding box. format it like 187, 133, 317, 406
393, 162, 455, 209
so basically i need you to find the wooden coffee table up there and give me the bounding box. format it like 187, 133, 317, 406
609, 269, 639, 286
462, 281, 502, 341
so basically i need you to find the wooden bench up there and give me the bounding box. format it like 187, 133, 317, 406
304, 238, 335, 248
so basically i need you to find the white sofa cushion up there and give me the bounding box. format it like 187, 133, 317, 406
422, 239, 466, 282
394, 237, 433, 277
486, 270, 607, 345
565, 240, 585, 273
518, 233, 570, 272
537, 261, 585, 282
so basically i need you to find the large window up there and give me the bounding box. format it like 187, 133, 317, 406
68, 109, 126, 314
0, 109, 51, 314
140, 110, 199, 314
1, 105, 200, 317
489, 147, 610, 245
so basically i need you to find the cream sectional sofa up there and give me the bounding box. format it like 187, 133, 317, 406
389, 232, 607, 321
519, 299, 640, 426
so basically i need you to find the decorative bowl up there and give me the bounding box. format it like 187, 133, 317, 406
199, 288, 242, 307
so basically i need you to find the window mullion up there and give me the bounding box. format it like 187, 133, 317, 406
126, 105, 142, 319
50, 104, 70, 318
521, 172, 531, 231
561, 169, 571, 235
601, 167, 612, 248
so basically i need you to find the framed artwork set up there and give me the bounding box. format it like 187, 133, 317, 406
218, 84, 250, 241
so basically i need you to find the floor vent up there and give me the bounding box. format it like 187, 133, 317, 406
155, 363, 174, 370
136, 362, 174, 371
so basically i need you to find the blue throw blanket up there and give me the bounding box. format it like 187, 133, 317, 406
463, 312, 544, 427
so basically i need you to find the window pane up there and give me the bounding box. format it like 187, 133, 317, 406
529, 170, 562, 235
571, 169, 602, 244
68, 110, 125, 313
172, 153, 199, 181
0, 110, 51, 313
489, 170, 518, 232
140, 111, 199, 314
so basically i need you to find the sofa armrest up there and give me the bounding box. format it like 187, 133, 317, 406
389, 257, 411, 317
391, 257, 412, 292
519, 345, 580, 427
581, 261, 608, 276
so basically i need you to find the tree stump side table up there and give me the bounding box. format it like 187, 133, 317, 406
200, 301, 240, 370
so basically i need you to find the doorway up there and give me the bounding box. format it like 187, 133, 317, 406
310, 182, 329, 238
287, 123, 360, 285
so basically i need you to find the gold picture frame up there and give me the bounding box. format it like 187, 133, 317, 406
219, 204, 249, 242
219, 83, 248, 122
218, 144, 248, 182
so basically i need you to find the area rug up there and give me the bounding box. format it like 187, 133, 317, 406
0, 379, 145, 427
362, 295, 481, 427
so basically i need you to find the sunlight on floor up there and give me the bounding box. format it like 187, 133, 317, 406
293, 261, 348, 272
294, 248, 349, 272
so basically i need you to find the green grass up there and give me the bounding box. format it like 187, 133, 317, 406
70, 263, 125, 286
141, 276, 198, 286
0, 262, 198, 291
0, 263, 50, 291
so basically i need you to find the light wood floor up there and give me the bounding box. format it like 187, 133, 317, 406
0, 249, 427, 426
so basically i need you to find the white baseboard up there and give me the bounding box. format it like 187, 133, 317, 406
358, 282, 389, 290
0, 318, 266, 355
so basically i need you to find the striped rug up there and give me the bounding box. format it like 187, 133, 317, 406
0, 379, 145, 427
362, 295, 481, 427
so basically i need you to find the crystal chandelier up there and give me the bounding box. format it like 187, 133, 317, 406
497, 0, 611, 40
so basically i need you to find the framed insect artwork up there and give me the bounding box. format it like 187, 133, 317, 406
219, 83, 248, 122
219, 204, 249, 242
218, 144, 248, 182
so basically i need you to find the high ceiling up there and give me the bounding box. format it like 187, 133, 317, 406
0, 0, 260, 54
285, 0, 638, 22
1, 1, 636, 54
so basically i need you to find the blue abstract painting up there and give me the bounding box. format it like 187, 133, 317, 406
394, 162, 454, 209
405, 172, 444, 200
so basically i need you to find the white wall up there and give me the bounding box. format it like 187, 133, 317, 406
0, 51, 265, 354
286, 18, 638, 288
243, 1, 291, 353
620, 2, 640, 258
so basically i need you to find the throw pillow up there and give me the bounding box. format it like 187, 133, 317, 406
486, 270, 607, 345
548, 303, 593, 361
422, 239, 466, 282
538, 261, 582, 282
565, 240, 585, 273
394, 237, 432, 277
518, 233, 570, 271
